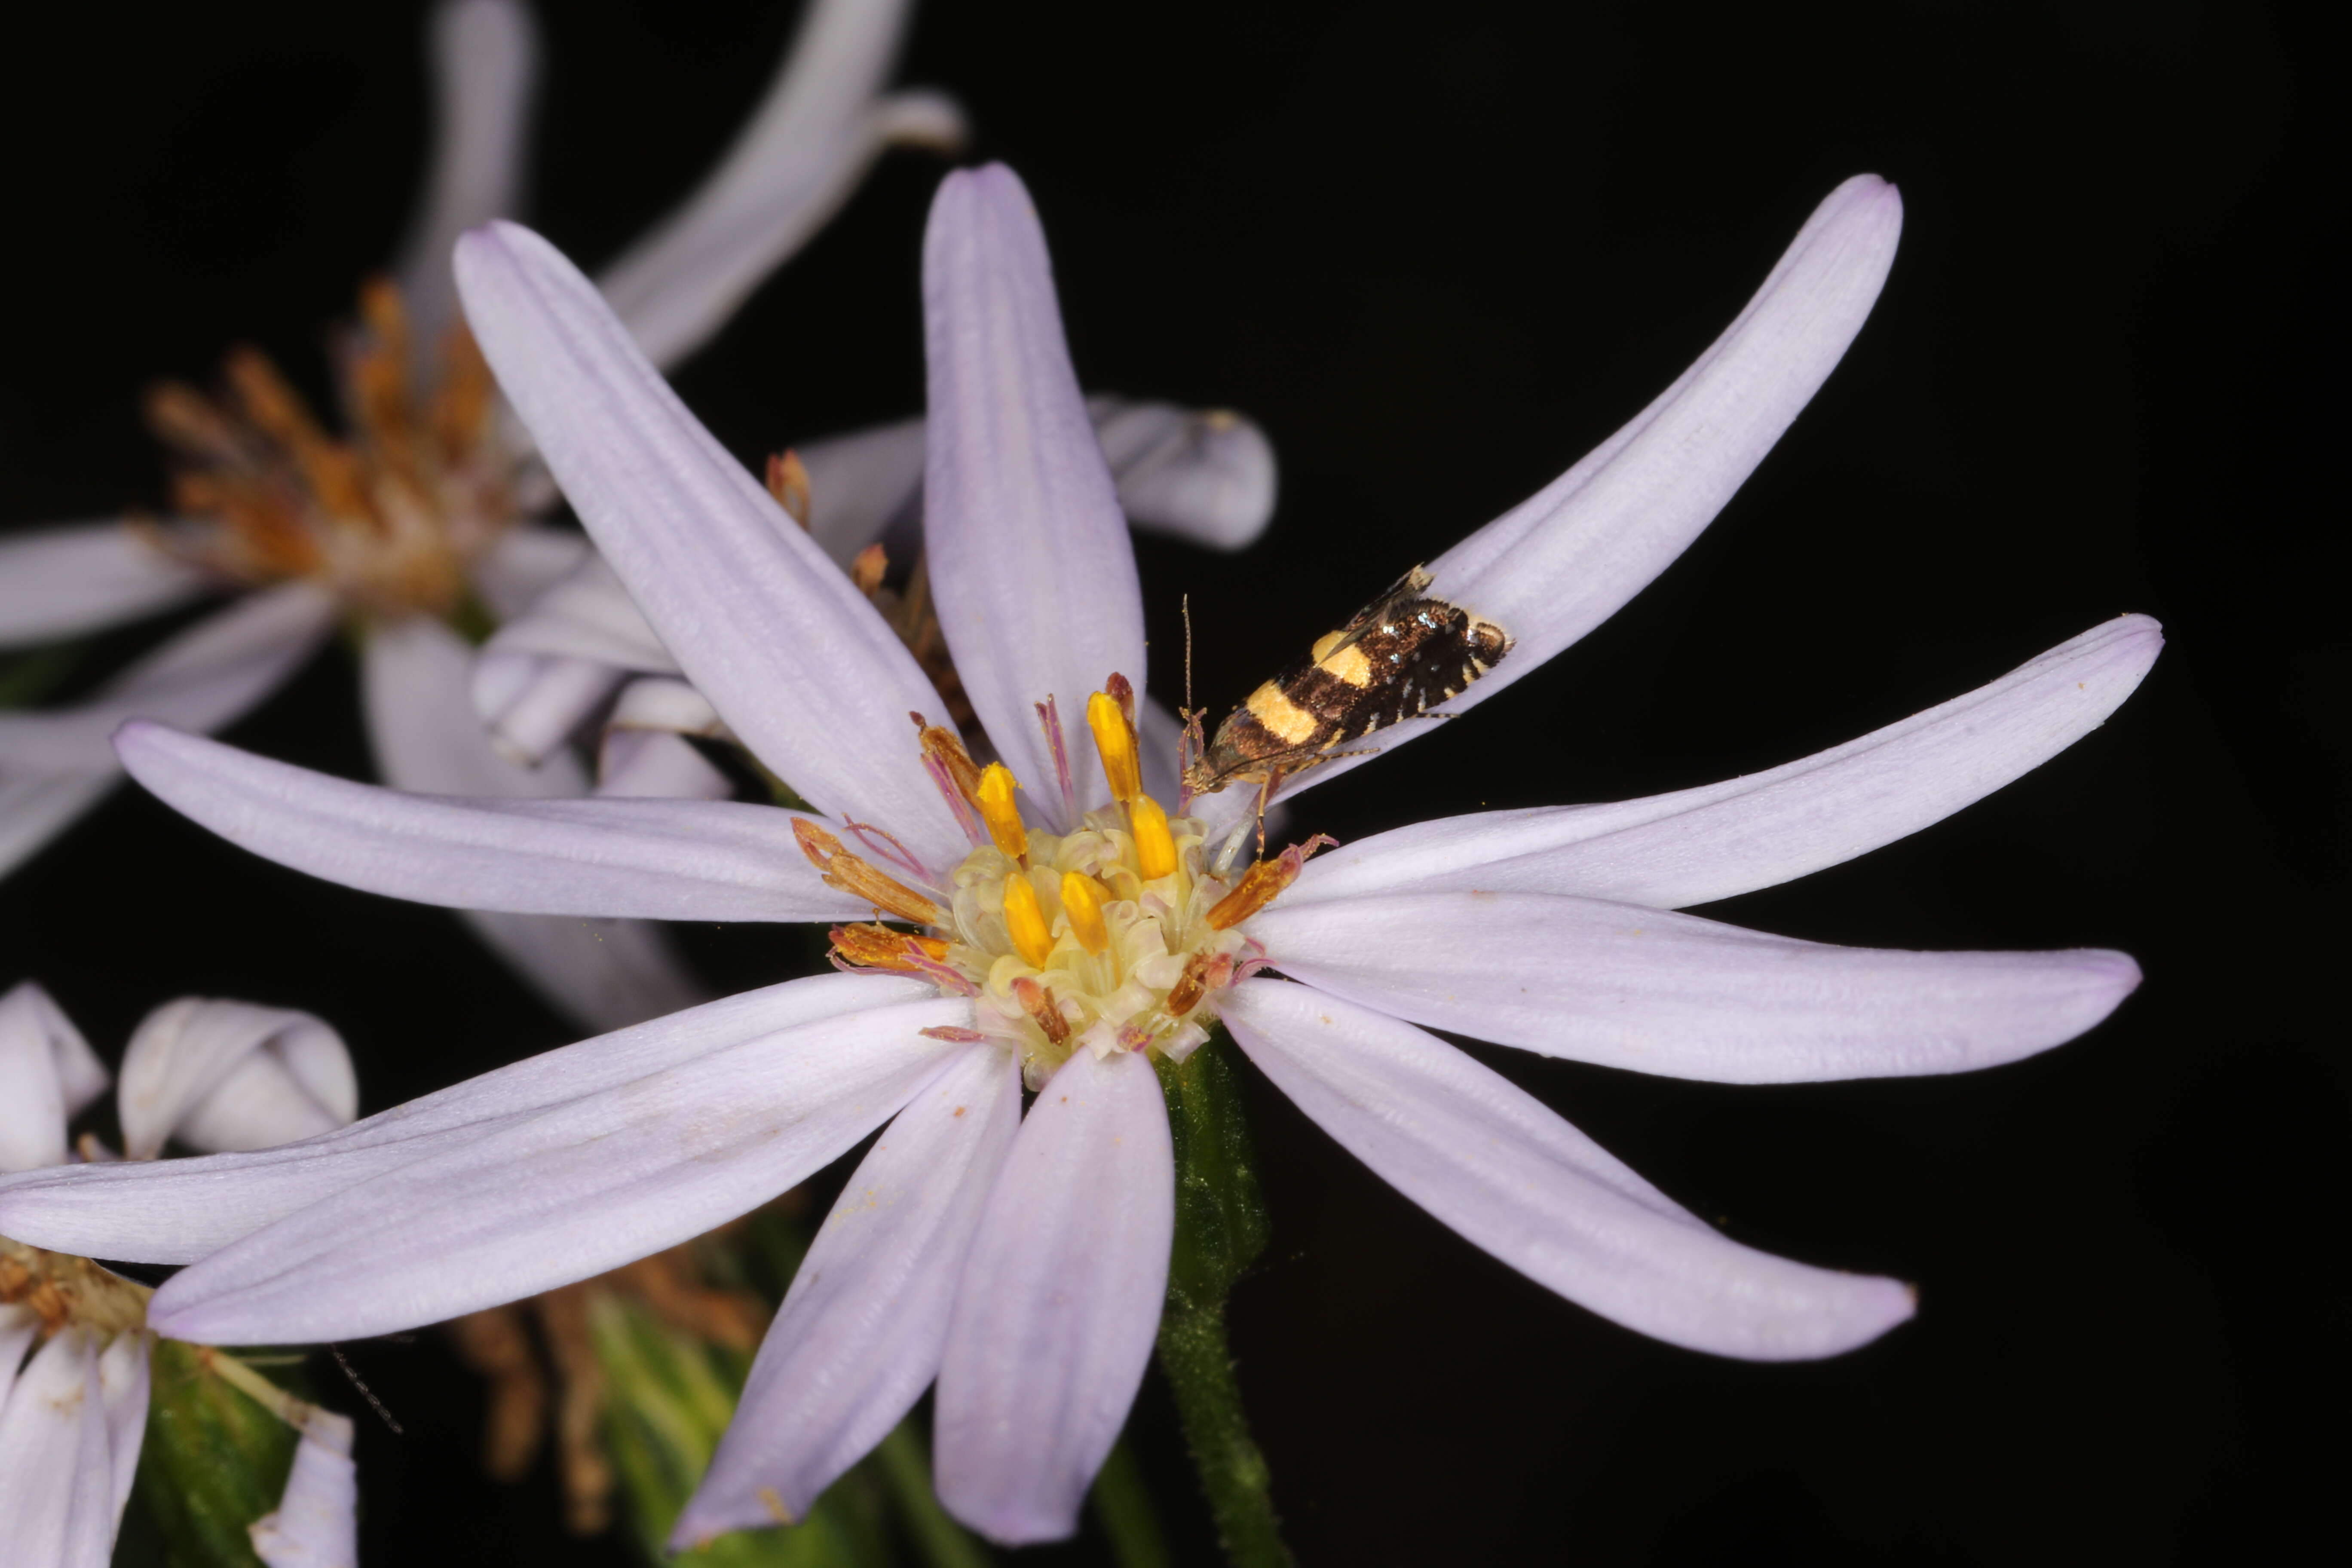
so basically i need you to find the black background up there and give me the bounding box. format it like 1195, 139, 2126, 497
1, 1, 2340, 1563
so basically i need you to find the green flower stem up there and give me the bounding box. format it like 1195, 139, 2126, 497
1089, 1437, 1172, 1568
1154, 1033, 1293, 1568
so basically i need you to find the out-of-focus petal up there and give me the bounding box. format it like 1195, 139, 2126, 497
477, 551, 678, 673
594, 0, 959, 370
1250, 892, 2140, 1084
935, 1047, 1172, 1544
144, 993, 971, 1344
597, 729, 734, 802
0, 980, 108, 1172
117, 998, 356, 1160
466, 524, 588, 621
0, 973, 930, 1265
923, 164, 1143, 827
95, 1331, 149, 1525
0, 1330, 122, 1567
676, 1041, 1020, 1544
0, 522, 209, 648
1294, 616, 2164, 910
393, 0, 540, 346
117, 721, 864, 924
457, 221, 963, 864
1224, 980, 1915, 1359
249, 1411, 358, 1568
0, 583, 336, 773
0, 773, 118, 880
474, 653, 625, 765
1271, 176, 1904, 805
1087, 397, 1278, 551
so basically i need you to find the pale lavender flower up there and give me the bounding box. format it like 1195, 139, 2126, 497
248, 1409, 360, 1568
0, 0, 968, 1032
0, 165, 2152, 1547
0, 981, 361, 1565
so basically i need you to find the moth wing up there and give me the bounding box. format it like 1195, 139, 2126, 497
1322, 564, 1435, 659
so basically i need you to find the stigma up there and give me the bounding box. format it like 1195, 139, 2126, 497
815, 675, 1327, 1087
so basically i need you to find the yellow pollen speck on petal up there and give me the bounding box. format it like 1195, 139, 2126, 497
1087, 688, 1142, 804
1060, 872, 1110, 954
1001, 873, 1054, 968
976, 763, 1029, 862
1130, 795, 1179, 881
756, 1487, 795, 1526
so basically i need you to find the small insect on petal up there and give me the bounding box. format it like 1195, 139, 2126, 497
1130, 794, 1179, 881
1001, 874, 1055, 968
1087, 686, 1143, 805
975, 763, 1029, 863
1061, 872, 1111, 955
792, 818, 943, 926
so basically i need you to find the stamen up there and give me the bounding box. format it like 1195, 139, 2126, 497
922, 753, 986, 848
1166, 949, 1235, 1017
829, 922, 951, 973
919, 1026, 989, 1044
1035, 695, 1079, 824
912, 717, 985, 806
765, 449, 813, 527
1087, 686, 1142, 805
849, 543, 888, 597
1011, 976, 1071, 1045
975, 763, 1029, 864
1207, 833, 1341, 930
1060, 872, 1110, 955
1001, 874, 1055, 968
842, 817, 932, 885
1130, 794, 1179, 881
791, 819, 943, 926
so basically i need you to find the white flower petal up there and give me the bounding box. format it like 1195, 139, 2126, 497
460, 908, 711, 1033
249, 1412, 358, 1568
0, 1330, 122, 1568
466, 524, 588, 621
0, 980, 107, 1173
0, 972, 928, 1266
0, 521, 208, 648
1293, 615, 2164, 911
0, 582, 336, 774
593, 0, 955, 370
456, 221, 963, 864
596, 728, 735, 802
146, 992, 971, 1344
1271, 176, 1904, 805
117, 997, 356, 1161
675, 1041, 1020, 1544
1087, 397, 1278, 551
96, 1331, 149, 1525
477, 550, 678, 673
923, 164, 1145, 826
393, 0, 540, 346
1222, 979, 1915, 1359
935, 1047, 1172, 1545
116, 721, 865, 923
1252, 892, 2140, 1083
0, 772, 119, 880
473, 653, 625, 765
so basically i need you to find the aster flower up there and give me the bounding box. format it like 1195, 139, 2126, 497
0, 163, 2153, 1550
0, 0, 970, 1031
0, 980, 360, 1565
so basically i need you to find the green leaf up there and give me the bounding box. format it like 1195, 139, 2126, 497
120, 1341, 298, 1568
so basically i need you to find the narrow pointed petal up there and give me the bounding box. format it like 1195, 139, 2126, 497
935, 1047, 1173, 1544
96, 1331, 149, 1524
676, 1042, 1020, 1544
1087, 397, 1279, 551
118, 997, 355, 1159
923, 164, 1145, 826
0, 583, 335, 773
1224, 980, 1914, 1358
1273, 176, 1904, 804
364, 618, 711, 1028
1295, 616, 2164, 910
1251, 892, 2139, 1083
0, 972, 928, 1265
393, 0, 539, 344
0, 980, 108, 1172
0, 1331, 122, 1567
116, 721, 866, 923
456, 221, 963, 863
248, 1413, 358, 1568
146, 993, 971, 1344
0, 521, 208, 648
594, 0, 956, 370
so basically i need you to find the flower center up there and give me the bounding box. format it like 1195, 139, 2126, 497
808, 678, 1325, 1087
140, 278, 513, 622
1, 1234, 149, 1337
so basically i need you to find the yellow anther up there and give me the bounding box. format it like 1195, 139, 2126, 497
791, 819, 943, 927
766, 449, 812, 527
1087, 686, 1142, 805
1060, 872, 1110, 955
1130, 794, 1179, 881
1001, 873, 1054, 968
975, 763, 1029, 862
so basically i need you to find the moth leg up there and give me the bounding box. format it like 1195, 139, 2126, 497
1253, 767, 1285, 859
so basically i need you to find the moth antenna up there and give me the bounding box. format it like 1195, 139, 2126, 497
1182, 593, 1195, 720
328, 1346, 405, 1434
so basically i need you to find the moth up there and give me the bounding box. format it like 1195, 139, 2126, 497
1183, 564, 1513, 846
